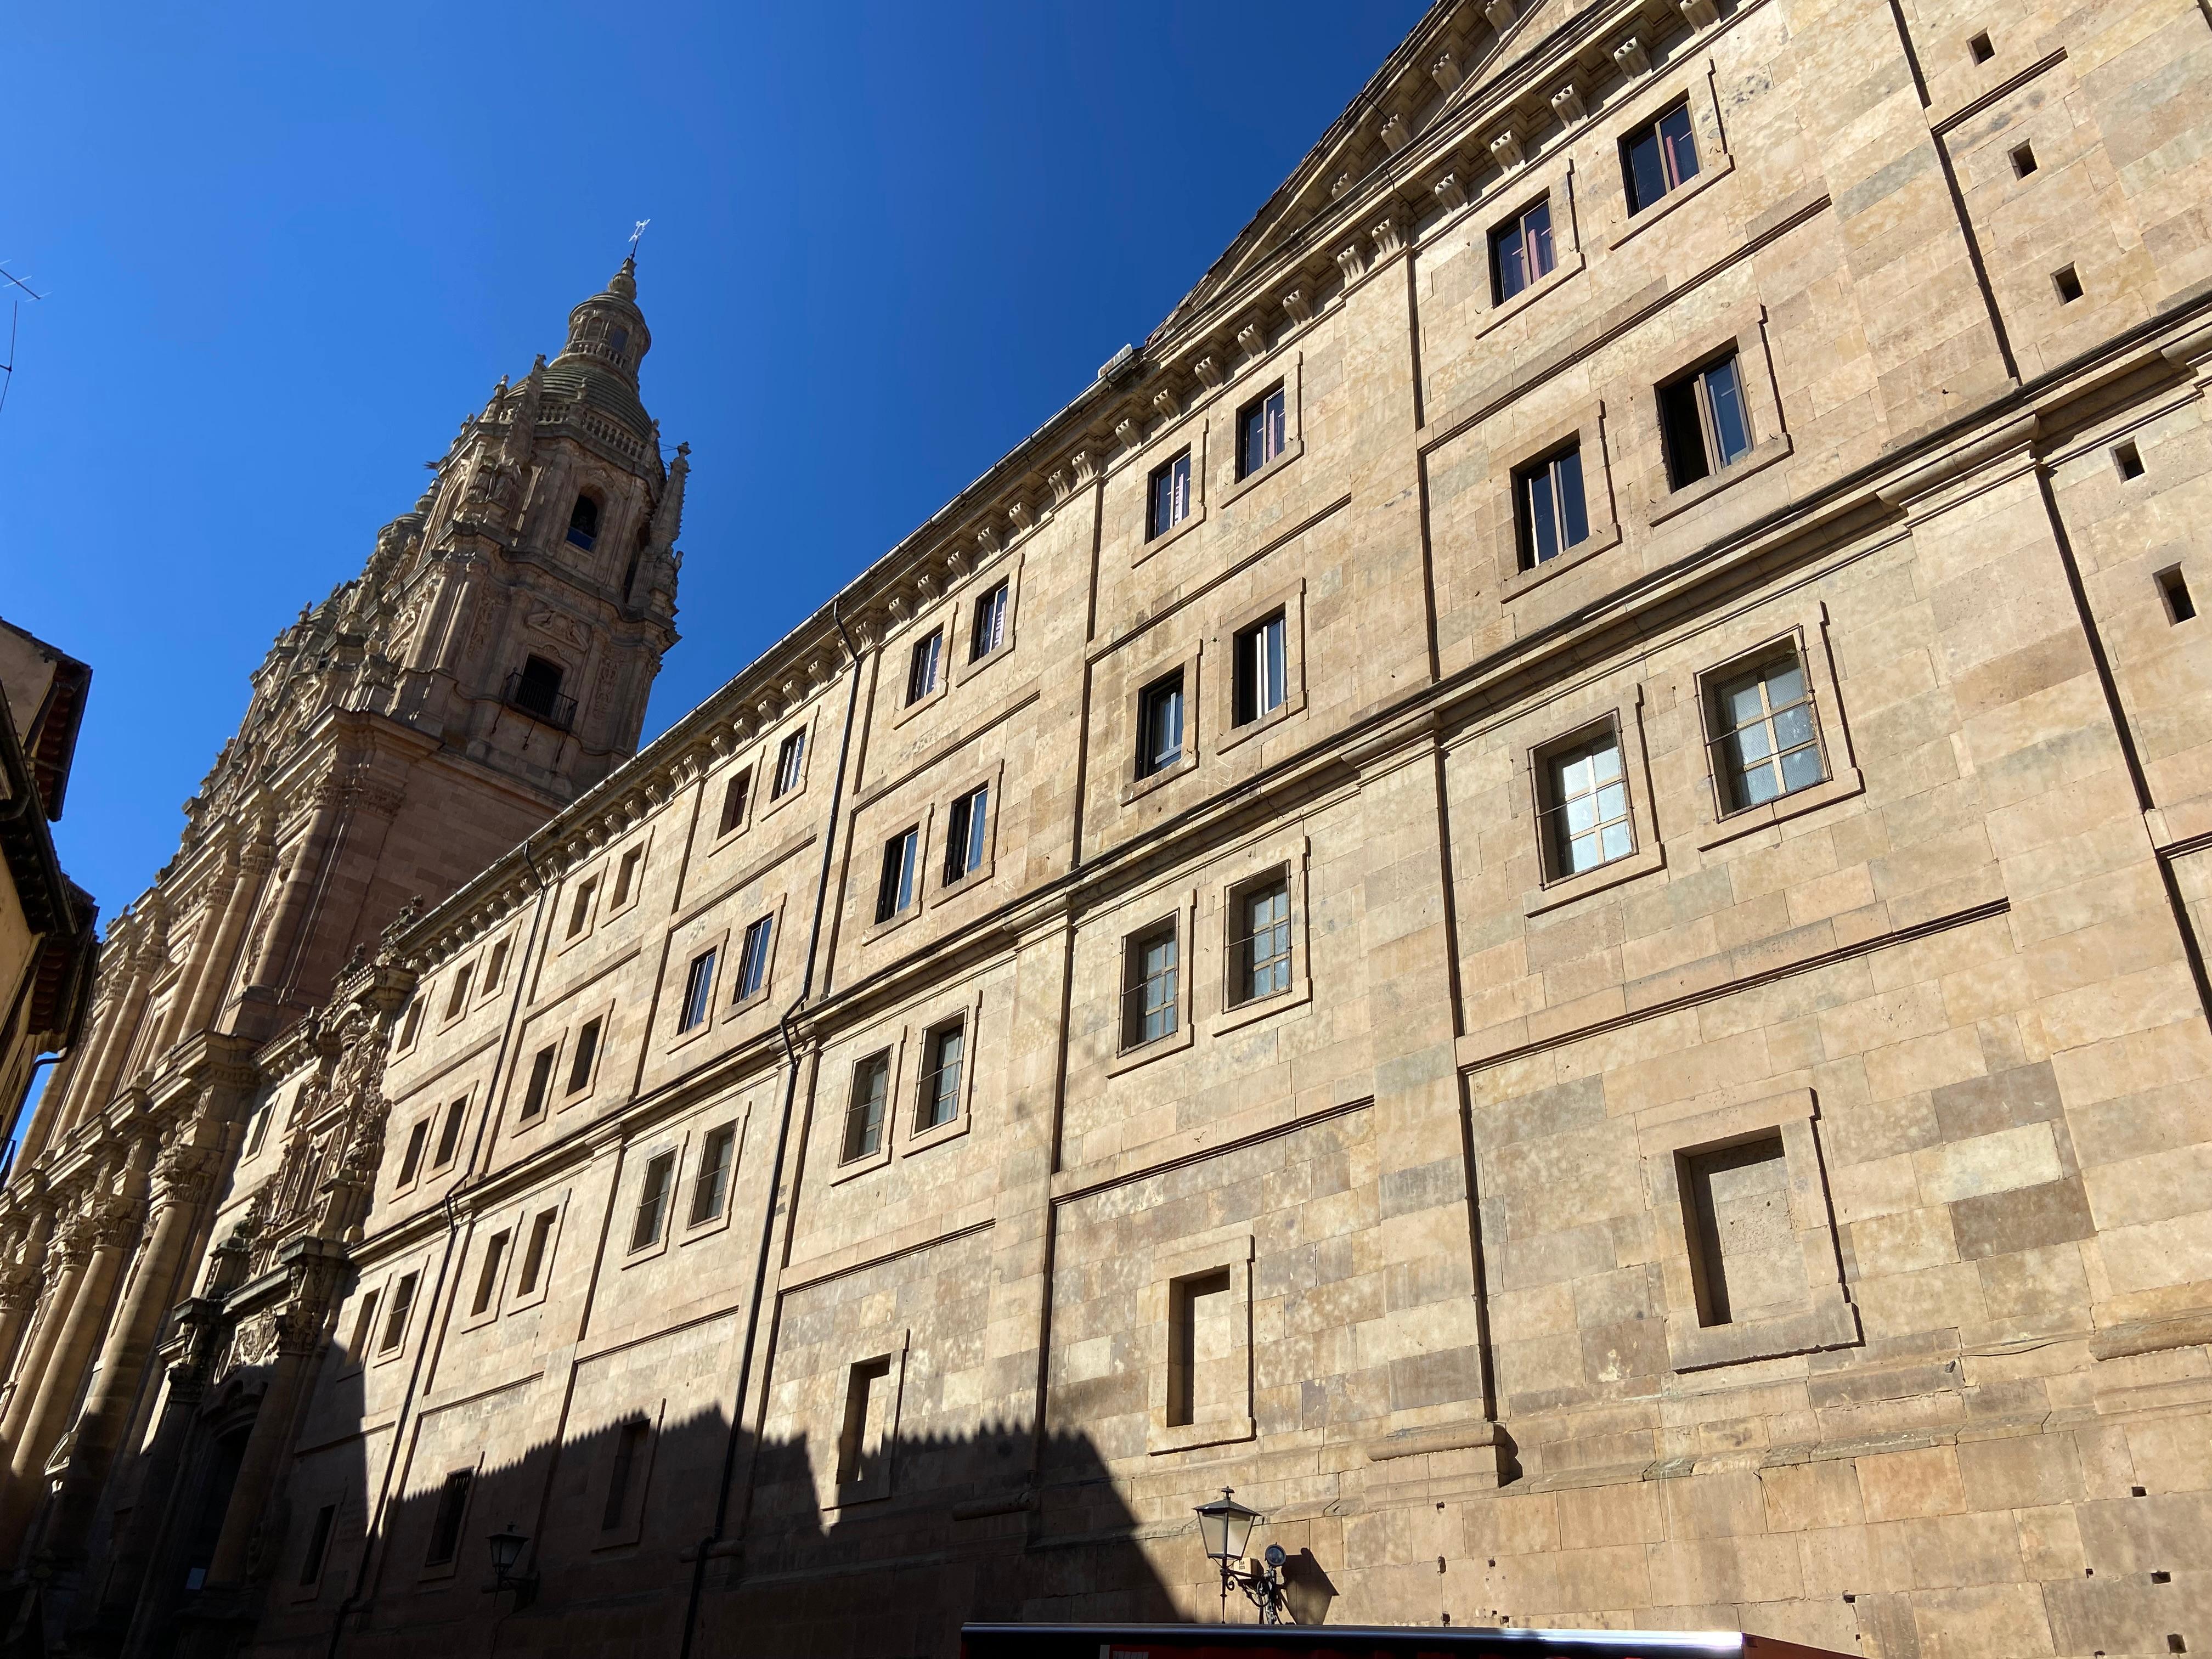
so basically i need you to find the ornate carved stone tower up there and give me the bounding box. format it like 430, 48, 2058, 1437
0, 258, 686, 1621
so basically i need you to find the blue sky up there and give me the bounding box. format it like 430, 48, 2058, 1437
3, 1, 1423, 923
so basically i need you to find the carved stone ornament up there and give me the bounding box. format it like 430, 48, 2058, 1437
1483, 0, 1515, 30
1335, 243, 1368, 284
1237, 320, 1269, 362
1370, 212, 1409, 260
1193, 356, 1224, 392
1614, 34, 1651, 76
1489, 127, 1525, 169
1679, 0, 1719, 25
1433, 171, 1468, 212
1431, 49, 1463, 92
1047, 467, 1075, 505
1007, 499, 1036, 533
1378, 112, 1412, 153
1282, 287, 1313, 326
1152, 387, 1181, 422
1114, 417, 1144, 455
1551, 83, 1587, 125
1071, 448, 1103, 488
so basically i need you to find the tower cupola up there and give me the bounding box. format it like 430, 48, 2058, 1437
552, 255, 651, 388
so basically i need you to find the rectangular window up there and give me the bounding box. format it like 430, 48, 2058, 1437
432, 1098, 467, 1169
1166, 1268, 1233, 1428
875, 828, 919, 923
482, 938, 510, 994
970, 580, 1009, 661
916, 1018, 965, 1132
690, 1124, 737, 1225
629, 1150, 676, 1251
943, 785, 989, 884
349, 1292, 380, 1361
1121, 922, 1180, 1049
397, 1120, 430, 1187
602, 1419, 649, 1531
300, 1503, 337, 1587
841, 1052, 891, 1163
566, 878, 596, 940
396, 1000, 424, 1051
2158, 565, 2196, 624
717, 768, 752, 836
470, 1228, 510, 1316
424, 1470, 472, 1566
244, 1097, 275, 1158
1544, 729, 1635, 878
1147, 450, 1192, 540
1491, 196, 1556, 302
1683, 1134, 1799, 1326
1237, 384, 1288, 480
772, 730, 805, 798
905, 628, 943, 706
1231, 874, 1292, 1005
1137, 670, 1185, 777
1658, 352, 1752, 490
520, 1044, 556, 1121
678, 950, 716, 1032
443, 964, 473, 1021
836, 1356, 895, 1488
1232, 613, 1287, 727
610, 847, 643, 909
1710, 650, 1825, 810
1623, 100, 1700, 213
515, 1208, 556, 1297
1515, 443, 1591, 568
734, 915, 773, 1002
379, 1271, 418, 1355
566, 1017, 601, 1095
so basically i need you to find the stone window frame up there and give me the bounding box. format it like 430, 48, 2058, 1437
1210, 578, 1310, 758
505, 1022, 569, 1138
1210, 832, 1313, 1038
1492, 399, 1625, 603
1214, 351, 1306, 512
504, 1190, 569, 1316
588, 1397, 665, 1550
828, 1031, 910, 1185
556, 995, 618, 1114
1477, 161, 1588, 338
413, 1450, 486, 1583
1604, 59, 1737, 252
367, 1255, 431, 1372
665, 927, 732, 1056
1107, 888, 1199, 1077
860, 804, 937, 946
425, 1086, 475, 1177
1118, 639, 1205, 806
888, 611, 956, 730
554, 861, 607, 957
1687, 603, 1864, 850
1132, 426, 1211, 567
954, 551, 1024, 685
928, 758, 1007, 907
706, 750, 763, 855
1519, 686, 1667, 917
286, 1484, 346, 1602
1144, 1227, 1257, 1456
601, 827, 656, 923
472, 928, 520, 1008
1639, 1088, 1860, 1372
828, 1329, 910, 1509
435, 957, 478, 1031
759, 713, 817, 823
900, 980, 986, 1158
390, 1101, 437, 1198
678, 1105, 751, 1245
718, 891, 789, 1022
618, 1128, 689, 1268
459, 1212, 520, 1333
1630, 303, 1793, 528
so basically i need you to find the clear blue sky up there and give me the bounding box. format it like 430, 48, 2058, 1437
3, 1, 1422, 926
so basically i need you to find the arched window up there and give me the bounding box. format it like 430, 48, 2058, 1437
567, 494, 600, 551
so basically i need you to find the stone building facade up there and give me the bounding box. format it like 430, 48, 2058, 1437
0, 263, 687, 1647
27, 0, 2212, 1653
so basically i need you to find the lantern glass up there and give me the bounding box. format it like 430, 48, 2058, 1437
1193, 1489, 1260, 1563
487, 1525, 528, 1576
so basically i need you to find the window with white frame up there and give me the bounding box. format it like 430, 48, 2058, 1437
678, 949, 716, 1032
771, 730, 805, 798
1708, 647, 1826, 811
629, 1149, 676, 1251
1137, 670, 1185, 777
1491, 195, 1556, 301
915, 1017, 965, 1133
1658, 352, 1752, 490
1228, 872, 1292, 1006
1236, 384, 1288, 479
1541, 726, 1635, 879
876, 827, 919, 923
943, 785, 988, 884
969, 580, 1009, 661
1147, 450, 1192, 540
905, 628, 943, 706
690, 1122, 737, 1224
734, 914, 773, 1002
1121, 921, 1180, 1049
1622, 100, 1700, 213
841, 1052, 891, 1163
1231, 612, 1287, 726
1515, 443, 1591, 568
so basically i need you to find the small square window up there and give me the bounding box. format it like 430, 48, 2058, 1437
841, 1052, 891, 1163
1229, 872, 1292, 1006
876, 827, 919, 923
1967, 30, 1995, 63
1515, 443, 1592, 567
678, 949, 716, 1032
519, 1043, 556, 1121
629, 1149, 676, 1251
1121, 922, 1181, 1050
2009, 142, 2038, 177
734, 915, 773, 1002
943, 785, 989, 884
2157, 566, 2196, 624
690, 1123, 738, 1225
1622, 100, 1700, 213
566, 1017, 601, 1096
905, 629, 943, 706
1658, 351, 1753, 490
2113, 440, 2144, 481
717, 768, 752, 836
1137, 670, 1186, 777
1236, 385, 1288, 480
1147, 450, 1192, 540
1710, 649, 1827, 811
915, 1017, 966, 1133
1542, 728, 1635, 879
1232, 613, 1288, 727
970, 580, 1009, 661
1491, 196, 1556, 302
2052, 264, 2084, 303
772, 730, 806, 798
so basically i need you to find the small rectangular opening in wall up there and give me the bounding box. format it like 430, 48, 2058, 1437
298, 1503, 336, 1586
1968, 30, 1994, 61
602, 1419, 648, 1531
2052, 264, 2084, 303
835, 1356, 895, 1490
2157, 566, 2196, 624
2009, 142, 2037, 177
2114, 440, 2145, 480
1165, 1267, 1234, 1427
1682, 1135, 1799, 1327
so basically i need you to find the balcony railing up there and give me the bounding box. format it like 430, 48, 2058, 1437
503, 672, 577, 732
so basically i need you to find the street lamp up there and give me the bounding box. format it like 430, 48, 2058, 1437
487, 1523, 536, 1607
1192, 1488, 1287, 1624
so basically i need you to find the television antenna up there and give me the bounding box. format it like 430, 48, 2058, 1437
0, 261, 48, 421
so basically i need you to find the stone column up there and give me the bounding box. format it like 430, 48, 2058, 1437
149, 872, 235, 1063
0, 1207, 57, 1390
0, 1216, 89, 1449
14, 1048, 81, 1167
225, 791, 343, 1040
180, 830, 273, 1036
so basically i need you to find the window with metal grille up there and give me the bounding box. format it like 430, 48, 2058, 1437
432, 1098, 467, 1169
1147, 450, 1192, 540
1515, 443, 1590, 568
772, 730, 805, 798
943, 786, 988, 884
690, 1124, 737, 1224
1658, 352, 1753, 490
734, 915, 773, 1002
1121, 922, 1180, 1049
515, 1209, 556, 1296
1137, 671, 1185, 777
718, 768, 752, 836
513, 654, 567, 724
566, 1017, 601, 1096
379, 1271, 417, 1354
1237, 384, 1288, 479
1542, 728, 1635, 878
1491, 196, 1556, 301
916, 1018, 965, 1132
970, 580, 1009, 661
841, 1053, 891, 1163
1622, 100, 1700, 212
876, 828, 919, 923
678, 949, 716, 1032
520, 1043, 556, 1121
1709, 649, 1826, 810
1230, 873, 1292, 1005
1232, 613, 1287, 726
906, 629, 943, 706
470, 1229, 510, 1316
566, 495, 600, 550
629, 1150, 675, 1251
424, 1470, 472, 1566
